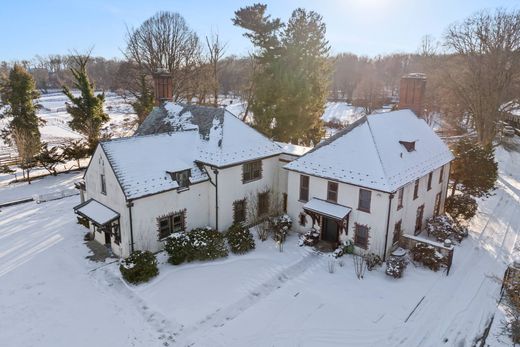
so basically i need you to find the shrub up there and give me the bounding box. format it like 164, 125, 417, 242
120, 251, 159, 284
226, 223, 255, 254
386, 256, 407, 278
300, 228, 320, 247
410, 243, 446, 271
426, 215, 468, 243
270, 214, 292, 243
445, 194, 478, 221
365, 253, 382, 271
164, 228, 228, 265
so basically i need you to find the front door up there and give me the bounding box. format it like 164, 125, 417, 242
322, 217, 338, 242
104, 228, 111, 245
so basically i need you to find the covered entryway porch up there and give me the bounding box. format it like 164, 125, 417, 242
303, 198, 351, 247
73, 199, 121, 251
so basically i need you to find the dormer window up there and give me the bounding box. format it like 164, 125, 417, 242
168, 169, 191, 189
399, 140, 416, 152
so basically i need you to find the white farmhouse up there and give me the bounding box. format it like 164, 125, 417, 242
74, 73, 453, 260
285, 109, 454, 258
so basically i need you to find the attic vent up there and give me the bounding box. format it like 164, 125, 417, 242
399, 140, 416, 152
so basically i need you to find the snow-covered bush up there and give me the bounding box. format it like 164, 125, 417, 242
270, 214, 292, 243
164, 228, 228, 265
445, 194, 478, 221
333, 240, 355, 258
365, 253, 382, 271
426, 215, 468, 243
410, 243, 446, 272
226, 223, 255, 254
385, 256, 407, 278
120, 250, 158, 284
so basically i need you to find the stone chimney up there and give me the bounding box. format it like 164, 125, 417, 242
153, 69, 173, 105
398, 73, 426, 116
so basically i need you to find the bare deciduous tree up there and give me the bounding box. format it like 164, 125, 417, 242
206, 33, 227, 106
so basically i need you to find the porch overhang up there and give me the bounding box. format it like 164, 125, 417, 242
303, 198, 352, 221
73, 199, 120, 226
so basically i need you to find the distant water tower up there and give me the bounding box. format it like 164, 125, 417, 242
398, 73, 426, 116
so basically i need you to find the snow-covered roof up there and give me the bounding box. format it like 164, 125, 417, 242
275, 142, 312, 156
135, 103, 281, 167
74, 199, 120, 225
101, 132, 208, 200
285, 110, 454, 193
303, 198, 352, 220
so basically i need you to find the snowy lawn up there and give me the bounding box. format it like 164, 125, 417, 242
1, 142, 520, 346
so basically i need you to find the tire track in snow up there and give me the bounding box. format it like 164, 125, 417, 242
175, 251, 321, 346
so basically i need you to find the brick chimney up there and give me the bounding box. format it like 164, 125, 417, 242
398, 73, 426, 116
153, 69, 173, 105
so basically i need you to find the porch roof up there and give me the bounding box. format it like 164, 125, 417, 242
73, 199, 119, 226
303, 198, 352, 221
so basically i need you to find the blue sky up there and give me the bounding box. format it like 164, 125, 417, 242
0, 0, 518, 61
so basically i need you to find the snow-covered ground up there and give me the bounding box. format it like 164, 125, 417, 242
0, 142, 518, 347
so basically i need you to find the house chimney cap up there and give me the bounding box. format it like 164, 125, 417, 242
402, 73, 426, 80
154, 68, 170, 76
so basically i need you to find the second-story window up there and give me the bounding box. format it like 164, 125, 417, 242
427, 172, 433, 191
358, 188, 372, 213
413, 179, 420, 200
397, 187, 404, 210
327, 181, 338, 203
100, 174, 106, 195
439, 165, 444, 183
243, 160, 262, 183
299, 175, 309, 202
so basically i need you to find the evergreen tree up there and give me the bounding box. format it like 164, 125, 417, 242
233, 5, 330, 145
62, 54, 109, 153
450, 138, 498, 198
35, 142, 64, 176
131, 74, 154, 126
0, 64, 42, 183
62, 139, 89, 169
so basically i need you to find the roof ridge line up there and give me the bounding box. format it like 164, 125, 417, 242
366, 115, 391, 190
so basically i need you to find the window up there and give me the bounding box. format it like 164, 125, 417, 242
112, 220, 121, 245
392, 220, 402, 245
299, 175, 309, 202
354, 224, 369, 249
158, 211, 186, 239
358, 189, 372, 212
439, 165, 444, 183
399, 140, 416, 152
299, 213, 307, 226
257, 191, 269, 217
327, 181, 338, 203
175, 170, 191, 189
397, 187, 404, 210
415, 205, 424, 235
100, 174, 106, 195
243, 160, 262, 183
283, 193, 288, 213
413, 179, 420, 200
233, 199, 247, 224
427, 172, 433, 191
434, 192, 441, 216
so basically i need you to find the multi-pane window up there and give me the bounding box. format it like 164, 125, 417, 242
354, 224, 369, 249
233, 199, 247, 224
299, 175, 309, 202
439, 165, 444, 183
393, 220, 402, 245
413, 179, 420, 200
112, 220, 121, 245
327, 181, 338, 203
358, 189, 372, 212
283, 193, 288, 213
257, 191, 269, 217
427, 172, 433, 191
158, 211, 185, 239
243, 160, 262, 183
415, 205, 424, 235
100, 174, 106, 195
299, 213, 307, 226
434, 192, 441, 216
397, 187, 404, 210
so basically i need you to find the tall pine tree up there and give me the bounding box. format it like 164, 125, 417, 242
0, 64, 41, 183
233, 5, 330, 145
63, 54, 109, 153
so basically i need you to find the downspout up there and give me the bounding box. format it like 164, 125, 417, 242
126, 200, 135, 253
207, 166, 219, 231
382, 193, 394, 261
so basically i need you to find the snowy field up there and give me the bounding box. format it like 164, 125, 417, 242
1, 140, 519, 346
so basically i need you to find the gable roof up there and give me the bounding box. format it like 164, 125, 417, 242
284, 109, 454, 193
135, 102, 282, 167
